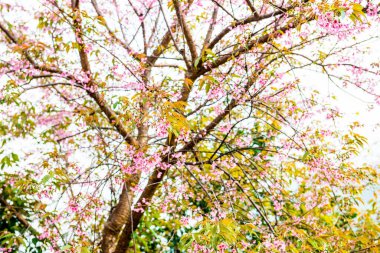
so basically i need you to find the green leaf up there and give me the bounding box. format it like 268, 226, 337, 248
194, 57, 201, 68
11, 153, 19, 162
205, 82, 211, 94
81, 247, 91, 253
61, 245, 71, 250
41, 174, 51, 184
0, 233, 14, 240
179, 234, 194, 250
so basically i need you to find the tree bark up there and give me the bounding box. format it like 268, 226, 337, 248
113, 167, 167, 253
101, 185, 134, 253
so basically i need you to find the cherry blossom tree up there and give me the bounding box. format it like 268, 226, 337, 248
0, 0, 380, 252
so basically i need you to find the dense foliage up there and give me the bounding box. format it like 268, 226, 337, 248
0, 0, 379, 252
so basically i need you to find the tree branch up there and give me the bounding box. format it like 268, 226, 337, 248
90, 0, 141, 62
0, 22, 60, 74
202, 6, 219, 52
71, 4, 139, 147
0, 195, 39, 236
208, 9, 291, 50
172, 0, 198, 63
244, 0, 260, 17
195, 16, 311, 78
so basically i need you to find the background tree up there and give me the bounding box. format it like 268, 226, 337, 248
0, 0, 380, 252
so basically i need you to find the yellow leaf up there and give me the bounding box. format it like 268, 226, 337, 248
97, 16, 106, 26
184, 78, 193, 89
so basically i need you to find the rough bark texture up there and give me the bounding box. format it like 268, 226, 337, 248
101, 186, 134, 253
113, 167, 166, 253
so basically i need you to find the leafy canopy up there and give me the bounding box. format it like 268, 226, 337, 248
0, 0, 379, 252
